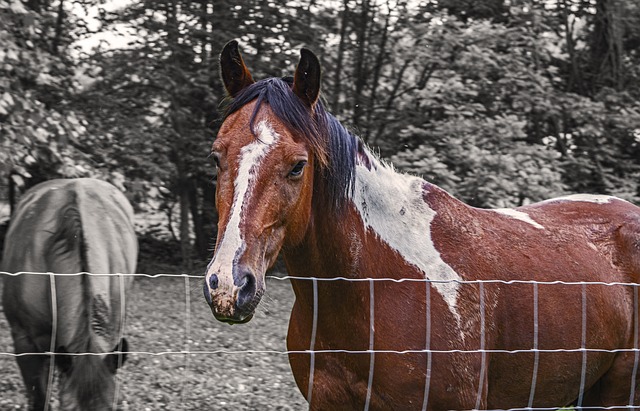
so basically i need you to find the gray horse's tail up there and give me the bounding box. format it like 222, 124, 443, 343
54, 205, 118, 410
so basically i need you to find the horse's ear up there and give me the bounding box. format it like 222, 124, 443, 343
220, 40, 255, 97
293, 48, 321, 108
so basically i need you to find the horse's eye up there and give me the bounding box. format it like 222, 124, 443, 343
289, 161, 307, 179
211, 153, 220, 168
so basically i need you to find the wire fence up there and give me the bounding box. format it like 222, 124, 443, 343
0, 270, 639, 411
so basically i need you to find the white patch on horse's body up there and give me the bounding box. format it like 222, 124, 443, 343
206, 121, 279, 291
492, 208, 545, 229
350, 155, 463, 325
543, 194, 616, 204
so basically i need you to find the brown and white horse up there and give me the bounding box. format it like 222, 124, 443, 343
2, 178, 137, 410
203, 40, 640, 410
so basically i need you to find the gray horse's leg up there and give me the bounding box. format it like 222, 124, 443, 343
13, 331, 52, 410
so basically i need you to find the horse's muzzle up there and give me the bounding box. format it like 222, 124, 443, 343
206, 296, 255, 324
203, 269, 262, 324
215, 312, 254, 324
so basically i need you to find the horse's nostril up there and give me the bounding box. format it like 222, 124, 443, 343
208, 274, 219, 290
235, 268, 257, 311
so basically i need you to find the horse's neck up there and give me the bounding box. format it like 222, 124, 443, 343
285, 152, 445, 278
284, 152, 466, 323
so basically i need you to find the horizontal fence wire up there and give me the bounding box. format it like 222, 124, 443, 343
2, 270, 640, 286
2, 347, 640, 357
1, 270, 639, 411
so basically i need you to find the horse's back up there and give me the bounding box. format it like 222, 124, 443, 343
427, 191, 640, 286
72, 178, 137, 275
2, 178, 136, 273
522, 195, 640, 281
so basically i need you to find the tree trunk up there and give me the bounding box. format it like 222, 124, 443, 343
371, 58, 411, 145
8, 172, 16, 216
178, 177, 192, 271
51, 0, 64, 55
363, 0, 391, 142
199, 0, 211, 64
188, 178, 210, 260
561, 0, 584, 94
331, 0, 350, 113
352, 0, 370, 131
200, 177, 218, 256
590, 0, 624, 91
26, 0, 44, 12
164, 0, 193, 270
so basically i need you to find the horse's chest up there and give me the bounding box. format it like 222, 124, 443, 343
288, 312, 434, 410
306, 355, 424, 411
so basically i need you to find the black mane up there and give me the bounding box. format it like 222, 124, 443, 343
223, 77, 366, 213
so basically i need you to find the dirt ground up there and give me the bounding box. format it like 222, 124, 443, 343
0, 274, 308, 410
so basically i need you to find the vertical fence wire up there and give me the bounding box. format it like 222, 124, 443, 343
112, 274, 127, 411
44, 272, 57, 411
527, 281, 540, 409
475, 281, 487, 410
306, 278, 319, 405
577, 283, 588, 409
364, 279, 375, 411
421, 279, 432, 411
630, 284, 639, 407
180, 274, 192, 409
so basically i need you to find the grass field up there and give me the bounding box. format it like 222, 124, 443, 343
0, 274, 307, 410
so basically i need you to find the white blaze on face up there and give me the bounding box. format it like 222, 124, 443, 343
492, 208, 544, 229
205, 121, 279, 292
350, 156, 463, 325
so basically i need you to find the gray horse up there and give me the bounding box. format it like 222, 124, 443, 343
2, 178, 138, 410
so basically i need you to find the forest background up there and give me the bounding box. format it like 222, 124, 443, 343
1, 0, 639, 271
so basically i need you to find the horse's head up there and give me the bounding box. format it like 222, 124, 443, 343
204, 40, 324, 323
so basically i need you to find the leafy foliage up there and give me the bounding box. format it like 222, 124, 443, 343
0, 0, 124, 190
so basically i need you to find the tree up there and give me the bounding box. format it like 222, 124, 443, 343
0, 0, 125, 212
385, 1, 640, 205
